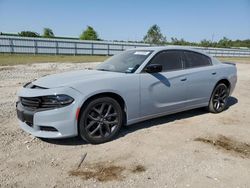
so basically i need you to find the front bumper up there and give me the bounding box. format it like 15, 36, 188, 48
16, 86, 84, 138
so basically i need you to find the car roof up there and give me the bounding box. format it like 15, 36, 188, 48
129, 45, 212, 58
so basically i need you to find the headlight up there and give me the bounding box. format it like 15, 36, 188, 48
19, 95, 74, 109
40, 95, 74, 108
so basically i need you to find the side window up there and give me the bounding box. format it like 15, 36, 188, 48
184, 51, 211, 68
149, 50, 183, 71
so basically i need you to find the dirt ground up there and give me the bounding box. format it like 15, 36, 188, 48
0, 61, 250, 188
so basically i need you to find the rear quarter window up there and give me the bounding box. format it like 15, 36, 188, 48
184, 51, 211, 68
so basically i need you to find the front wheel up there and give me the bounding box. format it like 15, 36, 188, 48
208, 83, 229, 113
79, 97, 123, 144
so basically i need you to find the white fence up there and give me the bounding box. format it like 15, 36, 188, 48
192, 46, 250, 57
0, 36, 149, 56
0, 35, 250, 57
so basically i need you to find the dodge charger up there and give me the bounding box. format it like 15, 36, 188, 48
16, 47, 237, 144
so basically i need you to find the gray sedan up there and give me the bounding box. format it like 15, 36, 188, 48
16, 46, 237, 144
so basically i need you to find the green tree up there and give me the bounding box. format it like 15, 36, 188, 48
200, 39, 212, 47
217, 37, 232, 48
43, 28, 54, 38
143, 24, 166, 45
18, 31, 40, 37
170, 37, 192, 46
80, 26, 99, 40
168, 37, 250, 48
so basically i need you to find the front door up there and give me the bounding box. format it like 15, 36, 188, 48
140, 50, 188, 117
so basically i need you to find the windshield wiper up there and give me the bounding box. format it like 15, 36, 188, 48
96, 69, 125, 73
96, 68, 111, 72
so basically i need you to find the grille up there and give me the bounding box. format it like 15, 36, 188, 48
40, 126, 58, 132
21, 97, 41, 108
26, 122, 33, 127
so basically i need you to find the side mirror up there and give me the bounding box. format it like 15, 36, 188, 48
145, 64, 162, 73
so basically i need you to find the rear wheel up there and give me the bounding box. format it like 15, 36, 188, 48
208, 83, 229, 113
79, 97, 123, 144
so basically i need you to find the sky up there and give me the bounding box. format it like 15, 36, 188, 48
0, 0, 249, 42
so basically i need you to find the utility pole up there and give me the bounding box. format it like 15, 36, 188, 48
211, 33, 215, 43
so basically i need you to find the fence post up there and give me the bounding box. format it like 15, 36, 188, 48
91, 43, 94, 55
34, 40, 37, 54
9, 38, 14, 54
107, 44, 110, 56
74, 42, 77, 56
55, 41, 59, 55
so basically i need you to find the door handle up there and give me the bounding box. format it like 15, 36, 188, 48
212, 72, 217, 75
180, 77, 187, 81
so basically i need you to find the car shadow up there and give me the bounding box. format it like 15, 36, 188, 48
119, 96, 238, 139
226, 96, 238, 109
41, 96, 238, 146
152, 73, 171, 87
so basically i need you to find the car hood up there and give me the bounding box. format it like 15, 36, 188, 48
33, 69, 125, 88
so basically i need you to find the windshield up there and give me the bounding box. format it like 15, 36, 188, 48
96, 50, 153, 73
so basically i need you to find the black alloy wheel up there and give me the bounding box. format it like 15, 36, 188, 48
208, 83, 229, 113
79, 97, 123, 144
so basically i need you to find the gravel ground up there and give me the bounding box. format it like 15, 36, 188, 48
0, 61, 250, 188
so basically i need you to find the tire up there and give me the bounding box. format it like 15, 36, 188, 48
79, 97, 123, 144
208, 83, 229, 113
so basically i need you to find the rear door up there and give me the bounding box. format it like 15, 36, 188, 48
183, 50, 218, 106
140, 50, 188, 117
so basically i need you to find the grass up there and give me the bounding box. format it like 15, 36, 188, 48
0, 53, 250, 66
218, 57, 250, 63
0, 54, 109, 66
194, 135, 250, 158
